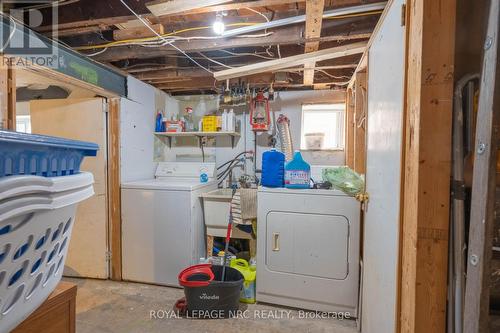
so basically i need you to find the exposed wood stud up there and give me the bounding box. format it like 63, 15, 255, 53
303, 0, 325, 85
113, 24, 165, 41
107, 98, 122, 281
399, 0, 456, 332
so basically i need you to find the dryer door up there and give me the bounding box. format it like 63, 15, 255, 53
266, 212, 349, 280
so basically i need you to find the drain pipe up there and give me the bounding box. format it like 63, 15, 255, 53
450, 73, 479, 333
220, 2, 387, 38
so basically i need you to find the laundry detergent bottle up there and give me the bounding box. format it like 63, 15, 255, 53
285, 151, 311, 189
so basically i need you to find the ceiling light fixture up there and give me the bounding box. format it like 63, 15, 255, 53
213, 12, 225, 35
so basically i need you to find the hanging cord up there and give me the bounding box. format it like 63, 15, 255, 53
0, 15, 17, 53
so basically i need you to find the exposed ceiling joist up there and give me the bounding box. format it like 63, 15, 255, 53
146, 0, 234, 17
213, 41, 367, 80
303, 0, 325, 85
113, 24, 164, 41
92, 27, 372, 62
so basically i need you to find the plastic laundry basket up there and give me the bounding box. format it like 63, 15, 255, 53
0, 130, 98, 177
0, 130, 98, 332
0, 172, 94, 332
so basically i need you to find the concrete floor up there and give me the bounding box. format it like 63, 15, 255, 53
64, 277, 358, 333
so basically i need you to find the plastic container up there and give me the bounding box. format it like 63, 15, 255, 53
202, 116, 218, 132
304, 132, 325, 150
0, 130, 99, 178
285, 151, 311, 189
0, 172, 94, 332
178, 264, 243, 317
261, 149, 285, 188
230, 259, 256, 304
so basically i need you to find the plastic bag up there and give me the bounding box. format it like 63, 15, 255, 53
322, 166, 365, 196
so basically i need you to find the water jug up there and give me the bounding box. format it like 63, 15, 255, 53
285, 151, 311, 189
261, 149, 285, 187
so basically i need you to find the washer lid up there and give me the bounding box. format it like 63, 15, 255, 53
121, 178, 216, 191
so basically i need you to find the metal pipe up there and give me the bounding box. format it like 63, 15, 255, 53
451, 73, 480, 333
220, 2, 387, 38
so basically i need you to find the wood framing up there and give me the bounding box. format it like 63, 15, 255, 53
303, 0, 325, 85
107, 98, 122, 281
146, 0, 234, 17
214, 41, 367, 80
345, 87, 355, 169
113, 24, 165, 41
353, 71, 367, 174
0, 55, 16, 130
399, 0, 456, 332
463, 0, 500, 331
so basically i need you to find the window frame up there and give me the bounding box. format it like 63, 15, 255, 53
300, 103, 345, 151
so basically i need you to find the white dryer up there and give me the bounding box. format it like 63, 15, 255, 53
121, 162, 217, 286
257, 187, 361, 315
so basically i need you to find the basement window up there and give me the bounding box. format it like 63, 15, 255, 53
301, 104, 345, 151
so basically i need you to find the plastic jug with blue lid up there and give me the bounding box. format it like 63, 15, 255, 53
285, 151, 311, 189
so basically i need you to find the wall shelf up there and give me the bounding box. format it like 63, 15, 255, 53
154, 131, 240, 148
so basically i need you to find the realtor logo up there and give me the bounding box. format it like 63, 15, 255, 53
0, 1, 60, 68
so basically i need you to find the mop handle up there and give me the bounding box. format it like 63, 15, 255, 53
221, 189, 236, 281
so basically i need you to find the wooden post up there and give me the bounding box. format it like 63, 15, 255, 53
108, 98, 122, 280
463, 1, 500, 331
0, 55, 16, 130
353, 71, 367, 174
399, 0, 456, 332
345, 86, 355, 169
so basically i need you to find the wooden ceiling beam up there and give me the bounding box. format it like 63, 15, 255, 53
303, 0, 325, 85
146, 0, 234, 17
92, 28, 371, 62
213, 41, 366, 80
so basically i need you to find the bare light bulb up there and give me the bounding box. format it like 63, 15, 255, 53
213, 15, 225, 35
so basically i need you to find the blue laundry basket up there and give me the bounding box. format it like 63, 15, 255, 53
0, 130, 99, 177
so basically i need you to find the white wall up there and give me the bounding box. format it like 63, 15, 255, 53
157, 90, 346, 182
120, 76, 179, 183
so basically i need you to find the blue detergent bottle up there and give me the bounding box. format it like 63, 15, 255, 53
285, 151, 311, 189
261, 149, 285, 187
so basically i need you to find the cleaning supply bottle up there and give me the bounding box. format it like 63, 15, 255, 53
221, 109, 228, 131
227, 109, 236, 132
285, 151, 311, 189
230, 259, 256, 303
261, 149, 285, 187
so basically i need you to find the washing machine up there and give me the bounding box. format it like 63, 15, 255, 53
257, 186, 361, 315
121, 162, 217, 286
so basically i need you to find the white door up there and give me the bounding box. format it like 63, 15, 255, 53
361, 1, 406, 332
30, 98, 109, 279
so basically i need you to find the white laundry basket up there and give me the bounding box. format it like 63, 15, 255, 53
0, 172, 94, 332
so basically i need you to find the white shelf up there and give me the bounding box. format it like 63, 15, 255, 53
154, 131, 240, 148
154, 131, 240, 138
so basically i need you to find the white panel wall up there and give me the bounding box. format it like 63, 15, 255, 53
120, 76, 179, 182
361, 1, 406, 332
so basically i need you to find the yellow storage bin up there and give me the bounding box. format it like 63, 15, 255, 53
202, 116, 218, 132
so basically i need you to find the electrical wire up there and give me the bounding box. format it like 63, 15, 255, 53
118, 0, 213, 74
84, 47, 109, 57
218, 49, 275, 60
73, 23, 264, 51
197, 52, 233, 69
